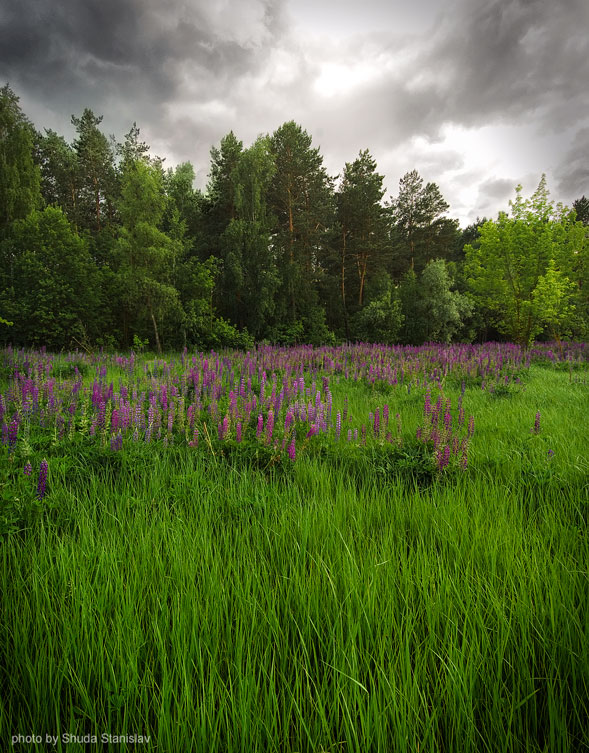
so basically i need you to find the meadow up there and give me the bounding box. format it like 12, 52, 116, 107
0, 341, 588, 752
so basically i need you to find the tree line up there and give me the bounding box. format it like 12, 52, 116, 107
1, 84, 587, 351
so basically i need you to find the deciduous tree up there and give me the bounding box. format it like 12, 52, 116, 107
465, 177, 585, 345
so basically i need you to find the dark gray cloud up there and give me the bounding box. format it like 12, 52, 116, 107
1, 0, 587, 223
1, 0, 283, 134
555, 127, 589, 200
430, 0, 589, 129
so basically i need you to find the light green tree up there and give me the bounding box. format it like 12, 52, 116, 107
465, 176, 586, 345
532, 260, 576, 350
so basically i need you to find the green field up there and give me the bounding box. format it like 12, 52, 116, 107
1, 345, 588, 752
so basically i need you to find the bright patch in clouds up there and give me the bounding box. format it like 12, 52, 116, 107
314, 61, 381, 98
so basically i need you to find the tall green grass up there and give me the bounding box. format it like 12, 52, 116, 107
1, 365, 587, 752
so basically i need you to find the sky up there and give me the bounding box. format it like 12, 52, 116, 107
1, 0, 588, 226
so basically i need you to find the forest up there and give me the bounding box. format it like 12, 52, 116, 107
1, 83, 588, 352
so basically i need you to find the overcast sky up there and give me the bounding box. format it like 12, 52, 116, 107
1, 0, 588, 226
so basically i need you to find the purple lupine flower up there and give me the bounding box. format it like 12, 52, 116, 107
424, 391, 431, 416
467, 415, 475, 438
8, 415, 19, 452
265, 410, 274, 444
373, 408, 380, 438
347, 429, 352, 442
236, 422, 242, 443
23, 461, 32, 476
256, 414, 263, 439
437, 445, 451, 471
97, 401, 106, 431
531, 411, 541, 434
287, 434, 296, 461
305, 425, 319, 439
335, 411, 341, 440
37, 459, 48, 500
547, 448, 554, 460
110, 433, 123, 451
189, 428, 199, 447
111, 408, 120, 433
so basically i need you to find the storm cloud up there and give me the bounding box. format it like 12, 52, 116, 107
1, 0, 587, 223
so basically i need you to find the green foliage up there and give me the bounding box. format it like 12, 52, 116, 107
219, 137, 279, 336
70, 108, 117, 232
114, 159, 182, 353
397, 261, 472, 344
335, 149, 391, 325
207, 317, 255, 350
419, 259, 473, 343
352, 279, 404, 344
573, 195, 589, 225
532, 259, 577, 344
0, 463, 44, 536
0, 84, 41, 235
269, 121, 335, 332
391, 169, 459, 276
0, 207, 100, 348
465, 176, 587, 345
35, 128, 77, 220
